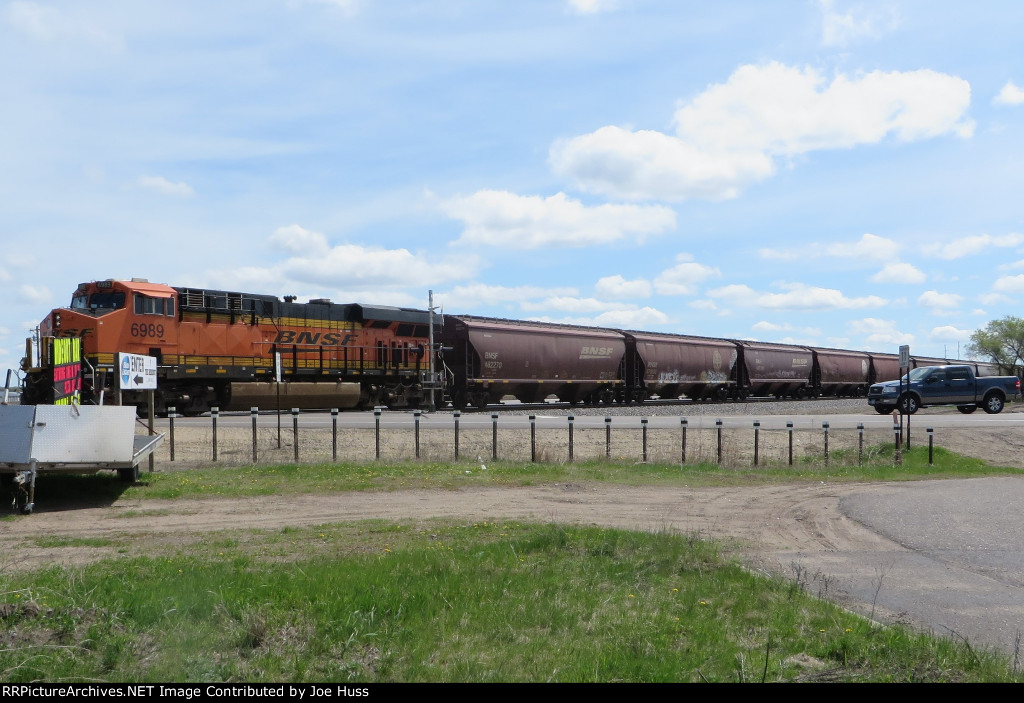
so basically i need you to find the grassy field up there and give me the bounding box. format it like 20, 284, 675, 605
1, 445, 1023, 683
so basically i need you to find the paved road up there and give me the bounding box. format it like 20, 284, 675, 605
771, 476, 1024, 658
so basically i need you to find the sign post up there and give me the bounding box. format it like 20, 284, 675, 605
117, 352, 158, 473
899, 345, 910, 448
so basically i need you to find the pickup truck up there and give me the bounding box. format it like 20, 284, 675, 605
867, 364, 1020, 415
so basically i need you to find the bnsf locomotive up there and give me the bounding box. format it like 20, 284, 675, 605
21, 278, 436, 414
22, 278, 1008, 414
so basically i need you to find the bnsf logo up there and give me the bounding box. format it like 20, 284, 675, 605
273, 331, 353, 345
580, 346, 614, 360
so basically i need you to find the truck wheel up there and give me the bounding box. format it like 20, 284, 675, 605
899, 394, 919, 414
873, 405, 892, 414
983, 393, 1005, 414
957, 405, 977, 414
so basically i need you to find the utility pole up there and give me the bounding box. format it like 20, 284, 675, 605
427, 290, 437, 412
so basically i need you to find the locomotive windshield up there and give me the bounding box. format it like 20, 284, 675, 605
71, 292, 126, 312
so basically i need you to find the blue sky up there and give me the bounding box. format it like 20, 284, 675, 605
3, 0, 1024, 379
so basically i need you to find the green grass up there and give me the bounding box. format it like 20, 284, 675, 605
0, 522, 1018, 683
1, 443, 1022, 682
109, 443, 1022, 502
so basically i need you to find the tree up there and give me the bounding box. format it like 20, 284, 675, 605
967, 316, 1024, 373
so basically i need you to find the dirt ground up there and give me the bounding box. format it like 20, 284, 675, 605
6, 409, 1024, 656
5, 415, 1022, 567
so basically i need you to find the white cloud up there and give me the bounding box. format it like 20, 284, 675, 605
751, 321, 823, 336
761, 233, 901, 263
551, 63, 972, 202
993, 81, 1024, 106
208, 229, 476, 294
5, 1, 122, 48
925, 233, 1024, 260
819, 0, 900, 48
707, 282, 887, 310
19, 284, 51, 306
439, 284, 577, 309
993, 275, 1024, 294
532, 307, 669, 329
594, 275, 652, 300
550, 126, 774, 202
826, 233, 901, 261
520, 296, 635, 314
653, 256, 721, 295
442, 190, 675, 248
270, 224, 330, 256
302, 0, 361, 16
977, 292, 1013, 306
138, 176, 195, 198
917, 290, 962, 312
871, 262, 926, 283
928, 325, 972, 342
567, 0, 618, 14
848, 317, 914, 347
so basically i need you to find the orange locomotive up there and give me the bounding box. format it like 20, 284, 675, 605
22, 278, 436, 414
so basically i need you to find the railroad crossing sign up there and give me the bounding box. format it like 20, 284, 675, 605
899, 345, 910, 371
117, 353, 157, 390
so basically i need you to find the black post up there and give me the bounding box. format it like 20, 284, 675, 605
605, 417, 612, 459
894, 422, 902, 466
375, 407, 382, 460
641, 417, 648, 463
454, 410, 461, 460
492, 412, 499, 461
753, 420, 760, 467
927, 427, 934, 465
823, 421, 830, 467
680, 418, 687, 464
716, 419, 723, 464
168, 406, 176, 462
251, 407, 258, 463
568, 415, 574, 463
331, 408, 338, 462
292, 408, 299, 463
414, 409, 421, 459
857, 423, 864, 466
530, 414, 536, 462
787, 421, 794, 466
211, 406, 219, 462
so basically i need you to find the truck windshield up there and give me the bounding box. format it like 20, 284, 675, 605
904, 368, 931, 382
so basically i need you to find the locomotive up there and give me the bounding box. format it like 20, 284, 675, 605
21, 278, 436, 414
21, 278, 1005, 414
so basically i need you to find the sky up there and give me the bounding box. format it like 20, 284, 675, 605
2, 0, 1024, 380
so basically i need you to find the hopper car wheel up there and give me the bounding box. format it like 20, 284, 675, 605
983, 393, 1005, 415
957, 405, 977, 414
